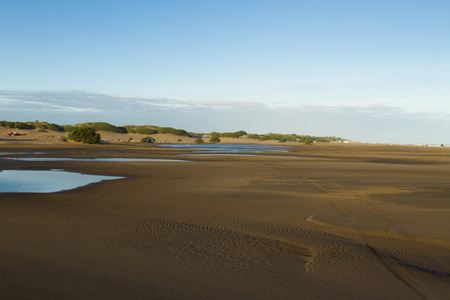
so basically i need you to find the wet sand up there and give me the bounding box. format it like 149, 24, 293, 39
1, 143, 449, 299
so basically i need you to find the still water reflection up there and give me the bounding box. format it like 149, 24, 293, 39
159, 144, 286, 153
0, 170, 124, 193
3, 158, 190, 162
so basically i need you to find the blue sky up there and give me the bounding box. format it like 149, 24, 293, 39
1, 0, 449, 144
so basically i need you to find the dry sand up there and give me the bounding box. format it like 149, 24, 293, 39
0, 134, 449, 299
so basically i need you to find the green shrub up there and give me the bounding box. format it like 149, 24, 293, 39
46, 123, 63, 131
258, 135, 273, 141
33, 121, 63, 131
36, 123, 47, 129
209, 134, 221, 143
305, 138, 313, 145
247, 134, 260, 139
140, 136, 154, 143
68, 127, 100, 144
195, 138, 204, 144
62, 125, 76, 132
219, 130, 247, 138
89, 122, 126, 133
14, 122, 30, 129
1, 121, 15, 128
122, 125, 136, 133
156, 126, 190, 137
135, 127, 158, 135
0, 121, 30, 129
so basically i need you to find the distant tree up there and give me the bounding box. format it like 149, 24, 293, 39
68, 127, 100, 144
195, 138, 204, 144
305, 138, 313, 145
210, 134, 221, 143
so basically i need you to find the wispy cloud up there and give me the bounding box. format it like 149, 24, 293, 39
0, 90, 448, 144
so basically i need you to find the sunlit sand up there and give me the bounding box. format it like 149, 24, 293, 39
1, 140, 449, 299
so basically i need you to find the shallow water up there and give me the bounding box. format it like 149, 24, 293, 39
159, 144, 287, 153
0, 170, 124, 193
2, 158, 191, 162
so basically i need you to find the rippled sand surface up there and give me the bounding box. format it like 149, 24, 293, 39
1, 144, 449, 299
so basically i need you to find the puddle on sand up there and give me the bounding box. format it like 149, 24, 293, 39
159, 144, 287, 154
0, 170, 124, 193
2, 158, 191, 162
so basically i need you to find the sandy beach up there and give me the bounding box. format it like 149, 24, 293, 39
1, 136, 449, 299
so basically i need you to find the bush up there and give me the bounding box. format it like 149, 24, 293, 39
305, 138, 313, 145
246, 134, 260, 139
46, 123, 63, 131
1, 121, 15, 128
68, 127, 100, 144
219, 130, 247, 138
195, 138, 204, 143
135, 127, 158, 135
89, 122, 126, 133
14, 122, 31, 129
210, 134, 221, 143
62, 125, 76, 132
34, 121, 62, 131
156, 126, 191, 137
122, 125, 135, 133
140, 136, 155, 143
0, 121, 30, 129
35, 123, 47, 130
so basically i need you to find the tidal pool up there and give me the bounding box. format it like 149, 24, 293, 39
159, 144, 287, 153
3, 158, 190, 162
0, 170, 124, 193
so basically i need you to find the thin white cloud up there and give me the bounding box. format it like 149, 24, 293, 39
0, 90, 448, 144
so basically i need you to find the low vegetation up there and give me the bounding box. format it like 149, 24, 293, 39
76, 122, 127, 133
34, 121, 64, 132
117, 124, 190, 136
254, 133, 344, 143
217, 130, 247, 138
0, 121, 31, 129
140, 136, 155, 143
2, 120, 347, 143
68, 127, 100, 144
209, 133, 221, 143
135, 127, 158, 135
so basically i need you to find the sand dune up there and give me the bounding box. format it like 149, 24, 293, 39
0, 142, 449, 299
